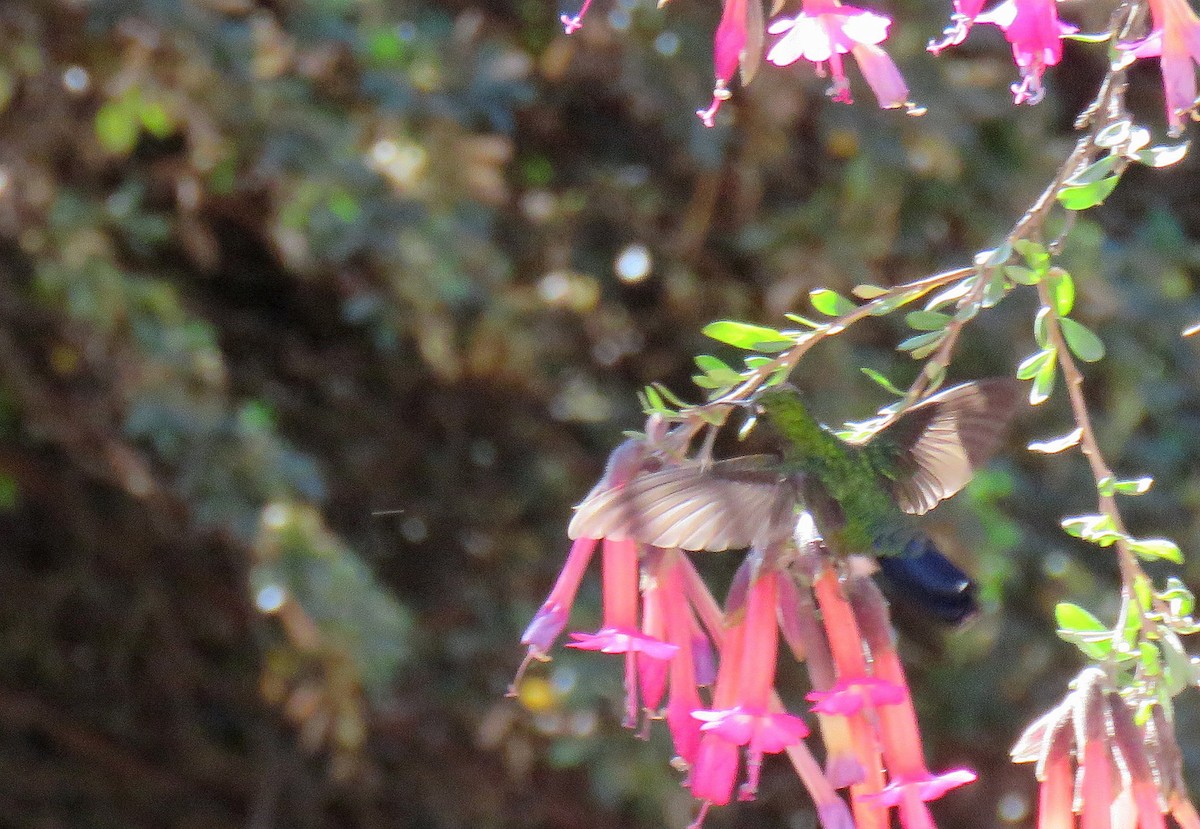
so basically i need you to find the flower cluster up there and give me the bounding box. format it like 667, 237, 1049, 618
554, 0, 1200, 135
1011, 667, 1200, 829
513, 441, 976, 829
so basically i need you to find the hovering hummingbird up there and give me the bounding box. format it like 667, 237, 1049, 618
567, 378, 1022, 623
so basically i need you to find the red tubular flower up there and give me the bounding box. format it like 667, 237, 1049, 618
1122, 0, 1200, 135
850, 578, 976, 829
1035, 710, 1075, 829
812, 569, 888, 829
659, 551, 706, 767
568, 538, 678, 726
1073, 671, 1113, 829
693, 570, 810, 801
690, 611, 747, 808
1107, 694, 1168, 829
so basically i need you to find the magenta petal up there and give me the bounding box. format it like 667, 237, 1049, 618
862, 768, 978, 807
1121, 30, 1165, 58
749, 712, 810, 753
567, 627, 680, 659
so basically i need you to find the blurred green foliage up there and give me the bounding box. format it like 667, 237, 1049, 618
0, 0, 1199, 827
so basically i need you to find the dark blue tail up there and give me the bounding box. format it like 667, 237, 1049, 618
877, 537, 978, 624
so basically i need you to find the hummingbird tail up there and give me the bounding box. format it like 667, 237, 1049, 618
877, 537, 977, 624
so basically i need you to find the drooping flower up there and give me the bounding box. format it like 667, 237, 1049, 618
692, 569, 811, 802
767, 0, 919, 112
513, 535, 599, 690
698, 0, 751, 127
975, 0, 1077, 104
567, 536, 679, 726
850, 577, 977, 829
1122, 0, 1200, 135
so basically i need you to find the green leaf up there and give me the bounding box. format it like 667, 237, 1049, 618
1066, 156, 1119, 186
1060, 318, 1105, 362
694, 355, 743, 385
1005, 265, 1040, 285
1140, 642, 1162, 676
1031, 352, 1057, 405
1095, 120, 1132, 148
981, 269, 1008, 308
1057, 175, 1121, 210
852, 284, 889, 299
861, 368, 904, 396
1135, 143, 1190, 168
651, 382, 688, 407
905, 310, 952, 331
784, 313, 823, 329
703, 320, 792, 351
1128, 538, 1184, 564
809, 288, 856, 317
1013, 240, 1050, 272
897, 331, 944, 353
1016, 349, 1053, 380
692, 374, 722, 390
1063, 30, 1113, 42
1034, 307, 1051, 348
1056, 602, 1106, 633
1047, 269, 1075, 315
1113, 477, 1153, 495
1061, 514, 1126, 545
1159, 578, 1195, 617
1161, 631, 1193, 696
868, 289, 923, 316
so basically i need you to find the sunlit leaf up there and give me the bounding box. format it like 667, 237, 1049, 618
809, 288, 856, 317
1128, 537, 1183, 563
694, 355, 742, 385
1135, 143, 1189, 168
861, 367, 904, 395
703, 320, 792, 350
1060, 317, 1105, 362
1047, 269, 1075, 315
1031, 353, 1056, 404
1028, 427, 1082, 453
1057, 175, 1120, 210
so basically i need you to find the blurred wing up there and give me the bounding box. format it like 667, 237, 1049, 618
568, 456, 796, 552
866, 378, 1022, 516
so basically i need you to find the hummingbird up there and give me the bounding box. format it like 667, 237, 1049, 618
567, 378, 1022, 623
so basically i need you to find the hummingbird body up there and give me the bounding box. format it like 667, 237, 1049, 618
568, 378, 1022, 622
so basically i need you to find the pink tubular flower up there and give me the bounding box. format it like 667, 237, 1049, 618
698, 0, 750, 126
1122, 0, 1200, 135
692, 570, 810, 804
973, 0, 1076, 104
567, 538, 678, 726
767, 0, 919, 112
512, 536, 600, 691
851, 578, 977, 829
658, 552, 707, 767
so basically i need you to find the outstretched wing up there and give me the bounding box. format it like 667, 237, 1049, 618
865, 378, 1022, 516
568, 456, 797, 552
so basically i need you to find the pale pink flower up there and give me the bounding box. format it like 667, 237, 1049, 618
1122, 0, 1200, 134
767, 0, 918, 111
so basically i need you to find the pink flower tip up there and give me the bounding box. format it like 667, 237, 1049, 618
693, 707, 810, 752
863, 768, 978, 807
561, 14, 583, 33
567, 627, 680, 659
697, 83, 732, 127
521, 603, 569, 654
807, 677, 906, 716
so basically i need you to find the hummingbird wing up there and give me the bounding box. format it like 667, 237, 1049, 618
567, 456, 797, 552
863, 378, 1021, 516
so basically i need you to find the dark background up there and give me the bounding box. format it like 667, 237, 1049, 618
1, 1, 1199, 827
